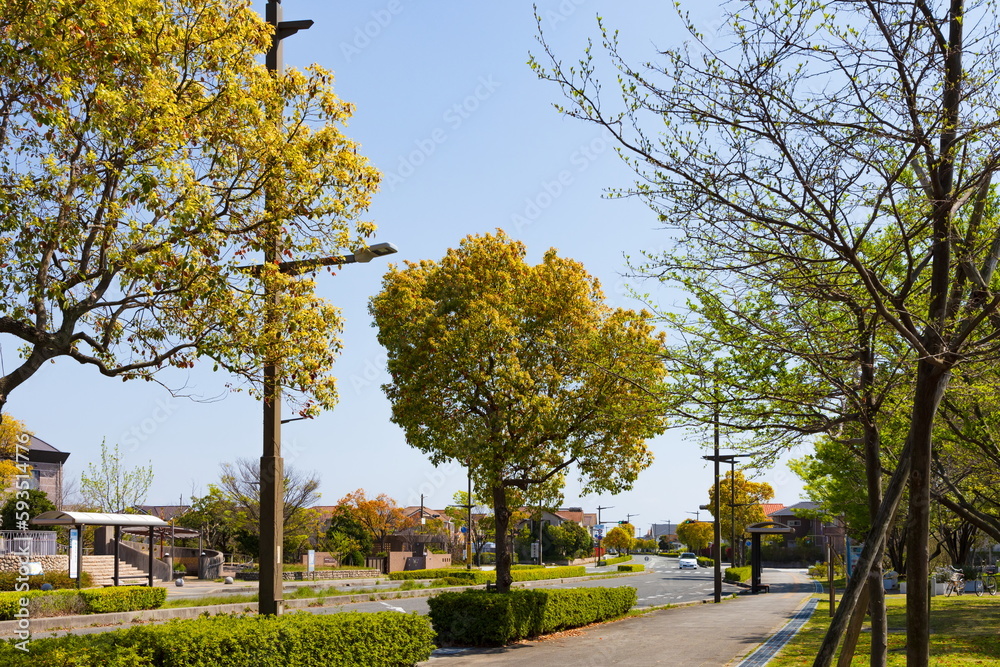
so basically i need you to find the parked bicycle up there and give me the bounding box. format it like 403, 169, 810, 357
945, 565, 965, 596
975, 565, 998, 597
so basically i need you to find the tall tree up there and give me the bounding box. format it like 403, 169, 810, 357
214, 458, 321, 559
0, 0, 380, 418
0, 416, 32, 495
371, 231, 669, 592
80, 440, 153, 512
676, 519, 713, 553
603, 525, 636, 555
707, 471, 772, 567
332, 489, 414, 553
533, 2, 1000, 662
0, 488, 56, 531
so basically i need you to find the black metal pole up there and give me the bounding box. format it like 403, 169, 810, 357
713, 407, 722, 603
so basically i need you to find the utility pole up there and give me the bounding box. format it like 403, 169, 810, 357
467, 465, 472, 570
596, 505, 613, 566
259, 0, 313, 617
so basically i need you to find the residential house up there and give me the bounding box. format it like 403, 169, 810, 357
768, 501, 845, 550
4, 435, 69, 507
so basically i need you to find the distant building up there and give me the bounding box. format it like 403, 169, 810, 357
768, 501, 845, 550
5, 435, 70, 507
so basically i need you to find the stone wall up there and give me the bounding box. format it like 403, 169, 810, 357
0, 554, 68, 573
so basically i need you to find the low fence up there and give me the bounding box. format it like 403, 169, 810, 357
0, 530, 57, 556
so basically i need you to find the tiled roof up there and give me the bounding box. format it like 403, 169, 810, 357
761, 503, 786, 518
771, 501, 818, 515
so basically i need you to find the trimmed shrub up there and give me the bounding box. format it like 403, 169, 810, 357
428, 586, 637, 645
510, 564, 545, 570
0, 571, 93, 591
390, 566, 586, 585
0, 589, 83, 619
389, 568, 479, 581
617, 564, 644, 573
604, 555, 631, 566
697, 557, 714, 568
724, 566, 751, 583
0, 586, 165, 620
512, 566, 585, 582
79, 586, 167, 613
0, 611, 435, 666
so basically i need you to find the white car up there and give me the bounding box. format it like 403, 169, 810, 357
678, 552, 699, 569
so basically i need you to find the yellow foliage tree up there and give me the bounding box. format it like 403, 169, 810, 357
371, 231, 669, 592
0, 416, 31, 497
0, 0, 380, 416
676, 519, 713, 553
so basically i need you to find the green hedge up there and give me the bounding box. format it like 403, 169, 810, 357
724, 566, 751, 583
512, 566, 585, 582
617, 564, 644, 572
0, 586, 166, 620
78, 587, 167, 613
428, 586, 637, 645
388, 568, 478, 581
390, 566, 586, 584
604, 555, 631, 566
0, 571, 93, 591
0, 612, 435, 666
510, 564, 545, 570
697, 557, 714, 568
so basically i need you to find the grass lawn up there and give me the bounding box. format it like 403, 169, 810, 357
768, 594, 1000, 666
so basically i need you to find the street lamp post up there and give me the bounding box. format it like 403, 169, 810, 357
596, 505, 613, 565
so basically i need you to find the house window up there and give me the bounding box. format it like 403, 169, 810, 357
787, 519, 801, 527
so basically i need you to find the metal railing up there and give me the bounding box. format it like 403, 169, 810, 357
0, 530, 58, 556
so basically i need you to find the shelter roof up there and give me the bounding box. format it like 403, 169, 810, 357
31, 511, 169, 527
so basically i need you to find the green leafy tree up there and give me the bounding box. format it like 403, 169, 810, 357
212, 458, 322, 560
676, 520, 713, 553
371, 231, 669, 592
0, 0, 380, 418
80, 440, 153, 512
532, 2, 1000, 661
325, 508, 374, 566
176, 485, 241, 554
543, 521, 593, 561
0, 488, 56, 531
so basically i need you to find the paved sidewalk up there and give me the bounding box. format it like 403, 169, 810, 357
420, 569, 817, 667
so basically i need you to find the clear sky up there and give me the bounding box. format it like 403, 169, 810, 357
5, 1, 809, 537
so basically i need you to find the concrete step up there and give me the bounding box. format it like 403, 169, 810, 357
81, 555, 152, 586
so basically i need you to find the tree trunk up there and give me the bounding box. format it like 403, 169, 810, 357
492, 485, 513, 593
813, 436, 912, 667
905, 361, 950, 667
861, 325, 887, 667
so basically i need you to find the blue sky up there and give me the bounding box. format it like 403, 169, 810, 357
5, 1, 807, 536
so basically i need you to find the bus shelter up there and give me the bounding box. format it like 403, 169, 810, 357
31, 510, 168, 588
746, 521, 794, 594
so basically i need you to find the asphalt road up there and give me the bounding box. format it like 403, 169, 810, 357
307, 555, 741, 615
